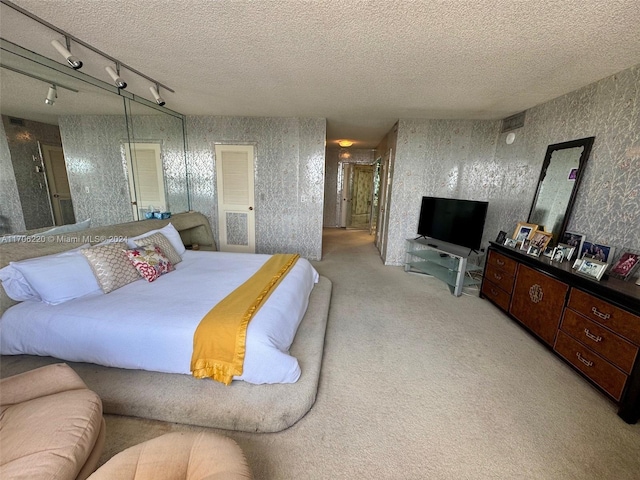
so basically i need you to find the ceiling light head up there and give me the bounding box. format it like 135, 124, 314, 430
45, 84, 57, 106
51, 39, 83, 69
338, 139, 354, 148
105, 66, 127, 89
149, 85, 165, 106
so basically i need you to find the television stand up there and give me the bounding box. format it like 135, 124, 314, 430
404, 238, 483, 296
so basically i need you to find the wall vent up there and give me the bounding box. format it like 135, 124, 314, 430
8, 117, 25, 126
501, 111, 526, 132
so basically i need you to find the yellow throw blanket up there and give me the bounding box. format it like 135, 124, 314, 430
190, 253, 300, 385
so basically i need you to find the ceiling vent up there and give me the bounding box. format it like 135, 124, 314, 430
501, 111, 526, 132
9, 117, 25, 126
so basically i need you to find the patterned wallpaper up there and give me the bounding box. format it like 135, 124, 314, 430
58, 112, 189, 228
1, 116, 62, 230
58, 114, 133, 227
385, 119, 503, 265
0, 119, 24, 233
323, 147, 375, 227
514, 64, 640, 261
384, 63, 640, 269
186, 116, 326, 260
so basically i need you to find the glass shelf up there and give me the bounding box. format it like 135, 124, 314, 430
405, 238, 483, 296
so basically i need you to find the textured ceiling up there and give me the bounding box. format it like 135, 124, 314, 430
2, 0, 640, 148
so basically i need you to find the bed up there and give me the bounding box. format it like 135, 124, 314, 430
0, 212, 319, 385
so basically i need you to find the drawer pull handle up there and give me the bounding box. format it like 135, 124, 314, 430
576, 352, 593, 367
591, 307, 611, 321
584, 329, 602, 343
491, 288, 499, 296
493, 273, 502, 281
496, 259, 505, 266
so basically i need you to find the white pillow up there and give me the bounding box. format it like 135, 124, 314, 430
0, 264, 41, 301
9, 245, 102, 305
128, 223, 186, 256
30, 218, 91, 237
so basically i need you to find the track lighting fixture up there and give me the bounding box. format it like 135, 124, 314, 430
105, 65, 127, 89
45, 84, 57, 105
51, 38, 83, 69
4, 2, 175, 101
149, 84, 165, 106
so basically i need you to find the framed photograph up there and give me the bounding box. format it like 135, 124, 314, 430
527, 245, 541, 257
513, 222, 537, 243
551, 247, 564, 262
609, 252, 640, 281
495, 231, 507, 244
556, 243, 575, 261
560, 231, 585, 254
504, 238, 517, 248
529, 230, 553, 252
575, 258, 608, 281
542, 247, 554, 258
520, 239, 531, 251
580, 242, 615, 263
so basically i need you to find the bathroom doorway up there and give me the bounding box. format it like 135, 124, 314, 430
340, 163, 376, 231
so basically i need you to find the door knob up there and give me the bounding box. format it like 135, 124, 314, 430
249, 206, 253, 211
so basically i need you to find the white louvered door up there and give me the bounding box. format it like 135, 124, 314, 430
215, 144, 255, 253
124, 143, 166, 220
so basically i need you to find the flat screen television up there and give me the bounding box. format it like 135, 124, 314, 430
417, 196, 489, 251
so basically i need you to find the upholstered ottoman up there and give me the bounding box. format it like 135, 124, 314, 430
89, 432, 252, 479
0, 363, 106, 480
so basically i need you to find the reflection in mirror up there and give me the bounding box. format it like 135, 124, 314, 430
124, 98, 189, 220
528, 137, 595, 244
0, 40, 189, 234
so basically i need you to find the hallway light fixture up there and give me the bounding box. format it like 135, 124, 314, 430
51, 38, 82, 69
338, 140, 354, 148
44, 84, 57, 105
149, 84, 165, 106
506, 132, 516, 145
105, 65, 127, 89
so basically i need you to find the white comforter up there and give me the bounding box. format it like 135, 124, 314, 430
0, 251, 319, 384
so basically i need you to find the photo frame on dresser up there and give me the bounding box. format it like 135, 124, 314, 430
580, 242, 615, 263
529, 230, 553, 252
560, 231, 585, 254
513, 222, 537, 244
609, 252, 640, 281
575, 258, 608, 281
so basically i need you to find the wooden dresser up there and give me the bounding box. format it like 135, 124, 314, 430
481, 242, 640, 424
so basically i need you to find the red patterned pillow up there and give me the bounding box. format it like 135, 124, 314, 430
124, 245, 174, 282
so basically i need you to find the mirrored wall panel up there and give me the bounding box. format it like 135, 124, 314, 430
0, 40, 189, 234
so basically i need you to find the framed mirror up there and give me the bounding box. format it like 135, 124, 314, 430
0, 39, 189, 234
528, 136, 595, 244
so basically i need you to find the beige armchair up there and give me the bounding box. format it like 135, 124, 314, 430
0, 363, 106, 480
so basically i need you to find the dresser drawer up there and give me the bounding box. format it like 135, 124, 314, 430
568, 289, 640, 345
481, 280, 511, 312
485, 264, 515, 294
554, 330, 627, 401
561, 309, 638, 374
487, 250, 517, 276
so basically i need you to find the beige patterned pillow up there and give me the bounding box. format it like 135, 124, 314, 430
81, 242, 140, 293
134, 232, 182, 265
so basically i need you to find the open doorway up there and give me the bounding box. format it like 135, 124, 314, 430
340, 162, 377, 230
40, 143, 75, 226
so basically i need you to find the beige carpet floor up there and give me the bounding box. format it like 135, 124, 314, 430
100, 229, 640, 479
